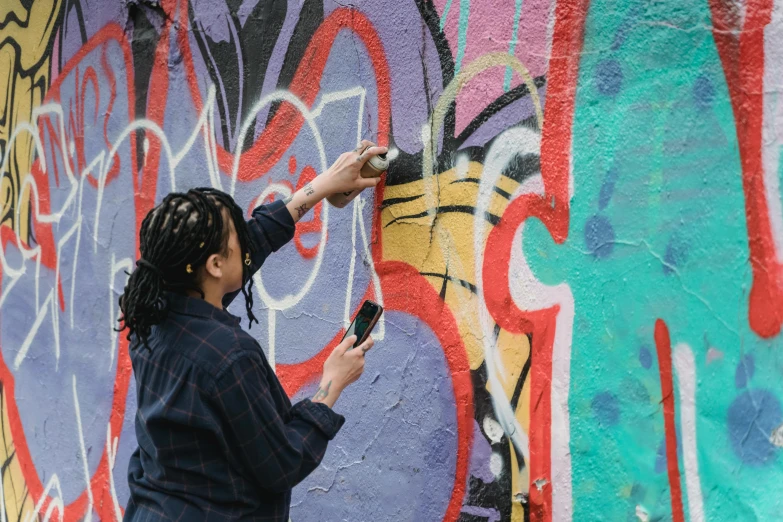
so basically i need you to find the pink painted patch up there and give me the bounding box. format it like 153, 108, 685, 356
441, 2, 460, 61
438, 0, 556, 134
432, 0, 450, 14
706, 347, 724, 364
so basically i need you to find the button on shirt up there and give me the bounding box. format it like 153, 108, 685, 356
124, 200, 345, 521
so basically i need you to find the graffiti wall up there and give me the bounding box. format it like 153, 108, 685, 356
0, 0, 781, 520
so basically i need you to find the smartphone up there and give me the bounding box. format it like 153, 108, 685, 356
342, 300, 383, 348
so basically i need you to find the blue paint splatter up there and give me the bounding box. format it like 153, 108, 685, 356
663, 233, 688, 275
598, 166, 619, 210
735, 354, 755, 389
655, 440, 667, 473
727, 389, 782, 466
639, 345, 652, 369
611, 4, 643, 51
693, 74, 715, 110
592, 392, 620, 426
630, 482, 646, 502
595, 59, 623, 96
584, 215, 615, 258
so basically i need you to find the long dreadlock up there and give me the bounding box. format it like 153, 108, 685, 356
118, 187, 258, 350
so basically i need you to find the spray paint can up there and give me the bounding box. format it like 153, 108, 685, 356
327, 148, 392, 208
360, 152, 389, 178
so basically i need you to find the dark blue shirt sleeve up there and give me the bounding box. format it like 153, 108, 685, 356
224, 199, 294, 308
212, 349, 345, 493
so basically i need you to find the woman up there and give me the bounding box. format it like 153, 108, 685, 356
119, 142, 387, 521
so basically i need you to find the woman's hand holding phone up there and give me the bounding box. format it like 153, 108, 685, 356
311, 335, 374, 409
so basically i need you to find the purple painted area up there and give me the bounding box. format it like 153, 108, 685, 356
289, 312, 458, 521
469, 420, 496, 484
190, 0, 233, 43
8, 0, 551, 518
461, 505, 501, 522
0, 39, 136, 503
59, 0, 129, 64
459, 85, 546, 150
254, 2, 305, 135
322, 0, 446, 154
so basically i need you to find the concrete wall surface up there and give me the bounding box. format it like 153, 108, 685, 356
1, 0, 782, 520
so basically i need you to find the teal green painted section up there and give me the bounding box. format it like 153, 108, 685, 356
504, 0, 524, 91
439, 0, 454, 31
524, 0, 783, 519
455, 0, 471, 73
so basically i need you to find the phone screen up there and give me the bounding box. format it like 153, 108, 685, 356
344, 301, 380, 347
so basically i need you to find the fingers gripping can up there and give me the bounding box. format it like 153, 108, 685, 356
326, 147, 391, 208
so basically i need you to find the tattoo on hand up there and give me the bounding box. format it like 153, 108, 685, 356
361, 345, 371, 354
303, 182, 315, 197
295, 203, 308, 218
356, 154, 363, 162
313, 380, 332, 401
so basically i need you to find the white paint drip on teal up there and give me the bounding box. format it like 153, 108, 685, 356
504, 0, 524, 91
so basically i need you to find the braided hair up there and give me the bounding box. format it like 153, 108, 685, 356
118, 187, 258, 349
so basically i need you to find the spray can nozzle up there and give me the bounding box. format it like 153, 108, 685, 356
361, 150, 391, 178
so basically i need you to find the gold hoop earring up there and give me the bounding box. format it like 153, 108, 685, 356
186, 264, 193, 274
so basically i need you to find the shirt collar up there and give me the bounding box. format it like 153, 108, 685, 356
165, 292, 241, 327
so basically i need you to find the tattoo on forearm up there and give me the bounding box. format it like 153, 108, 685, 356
313, 380, 332, 401
303, 182, 315, 197
295, 203, 308, 218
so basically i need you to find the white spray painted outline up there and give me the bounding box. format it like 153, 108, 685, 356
673, 343, 705, 522
106, 423, 123, 521
473, 125, 573, 520
1, 60, 387, 517
72, 375, 94, 522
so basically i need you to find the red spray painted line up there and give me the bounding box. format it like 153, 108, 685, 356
11, 23, 138, 522
277, 261, 474, 522
708, 0, 782, 338
481, 0, 592, 518
655, 319, 685, 522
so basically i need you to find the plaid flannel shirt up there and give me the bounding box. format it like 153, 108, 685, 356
124, 200, 345, 521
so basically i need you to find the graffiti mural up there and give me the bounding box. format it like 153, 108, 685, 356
0, 0, 781, 521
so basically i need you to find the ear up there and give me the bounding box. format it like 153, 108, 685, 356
203, 253, 223, 279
